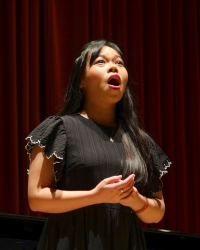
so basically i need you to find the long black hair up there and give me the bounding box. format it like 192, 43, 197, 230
59, 39, 153, 194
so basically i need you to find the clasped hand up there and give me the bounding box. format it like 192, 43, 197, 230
93, 174, 138, 207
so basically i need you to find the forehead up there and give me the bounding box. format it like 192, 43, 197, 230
86, 45, 121, 64
97, 46, 121, 57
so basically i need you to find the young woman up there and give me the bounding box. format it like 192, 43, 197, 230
25, 39, 171, 250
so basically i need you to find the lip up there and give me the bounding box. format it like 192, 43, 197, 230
108, 74, 121, 83
107, 74, 121, 90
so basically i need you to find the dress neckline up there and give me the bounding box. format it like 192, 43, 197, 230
76, 113, 118, 129
76, 113, 119, 142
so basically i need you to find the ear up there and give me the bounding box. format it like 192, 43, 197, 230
80, 79, 86, 88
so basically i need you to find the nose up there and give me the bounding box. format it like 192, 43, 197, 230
108, 64, 118, 73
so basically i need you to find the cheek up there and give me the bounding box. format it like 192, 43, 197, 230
87, 68, 104, 80
122, 71, 128, 85
84, 70, 104, 88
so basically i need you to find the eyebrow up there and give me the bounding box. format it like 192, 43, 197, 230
97, 53, 123, 60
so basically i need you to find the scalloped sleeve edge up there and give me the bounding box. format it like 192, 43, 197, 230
25, 136, 64, 185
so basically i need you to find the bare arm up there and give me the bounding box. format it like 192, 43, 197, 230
119, 185, 165, 223
28, 145, 135, 213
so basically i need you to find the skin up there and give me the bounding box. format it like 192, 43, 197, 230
28, 46, 165, 223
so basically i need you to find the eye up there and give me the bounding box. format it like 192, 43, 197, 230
115, 60, 124, 65
96, 59, 105, 64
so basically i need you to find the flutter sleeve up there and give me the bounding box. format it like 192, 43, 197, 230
25, 116, 66, 185
147, 140, 172, 197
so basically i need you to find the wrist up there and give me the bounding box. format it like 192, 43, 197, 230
133, 196, 148, 214
90, 188, 102, 205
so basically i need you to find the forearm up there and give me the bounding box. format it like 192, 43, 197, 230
28, 174, 136, 213
131, 194, 165, 223
28, 146, 102, 213
28, 187, 98, 213
28, 146, 136, 214
120, 189, 165, 223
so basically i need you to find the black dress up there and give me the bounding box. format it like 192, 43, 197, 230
25, 114, 171, 250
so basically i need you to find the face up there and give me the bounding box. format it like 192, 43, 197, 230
80, 46, 128, 106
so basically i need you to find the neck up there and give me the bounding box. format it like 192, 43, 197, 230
80, 103, 118, 127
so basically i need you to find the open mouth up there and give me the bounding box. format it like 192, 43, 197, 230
108, 78, 120, 86
108, 75, 121, 87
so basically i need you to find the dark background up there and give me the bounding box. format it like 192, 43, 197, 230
0, 0, 200, 236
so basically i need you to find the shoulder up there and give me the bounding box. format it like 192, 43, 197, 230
149, 139, 172, 177
146, 138, 172, 196
25, 115, 67, 159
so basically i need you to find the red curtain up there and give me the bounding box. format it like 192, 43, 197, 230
0, 0, 200, 235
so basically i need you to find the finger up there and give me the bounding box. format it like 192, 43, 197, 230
124, 175, 135, 187
119, 185, 133, 196
124, 174, 135, 182
126, 185, 134, 194
120, 190, 133, 200
115, 182, 134, 195
118, 175, 135, 188
118, 175, 134, 188
119, 187, 125, 195
105, 175, 122, 184
118, 176, 136, 194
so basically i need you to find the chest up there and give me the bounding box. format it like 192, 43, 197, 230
58, 116, 124, 190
